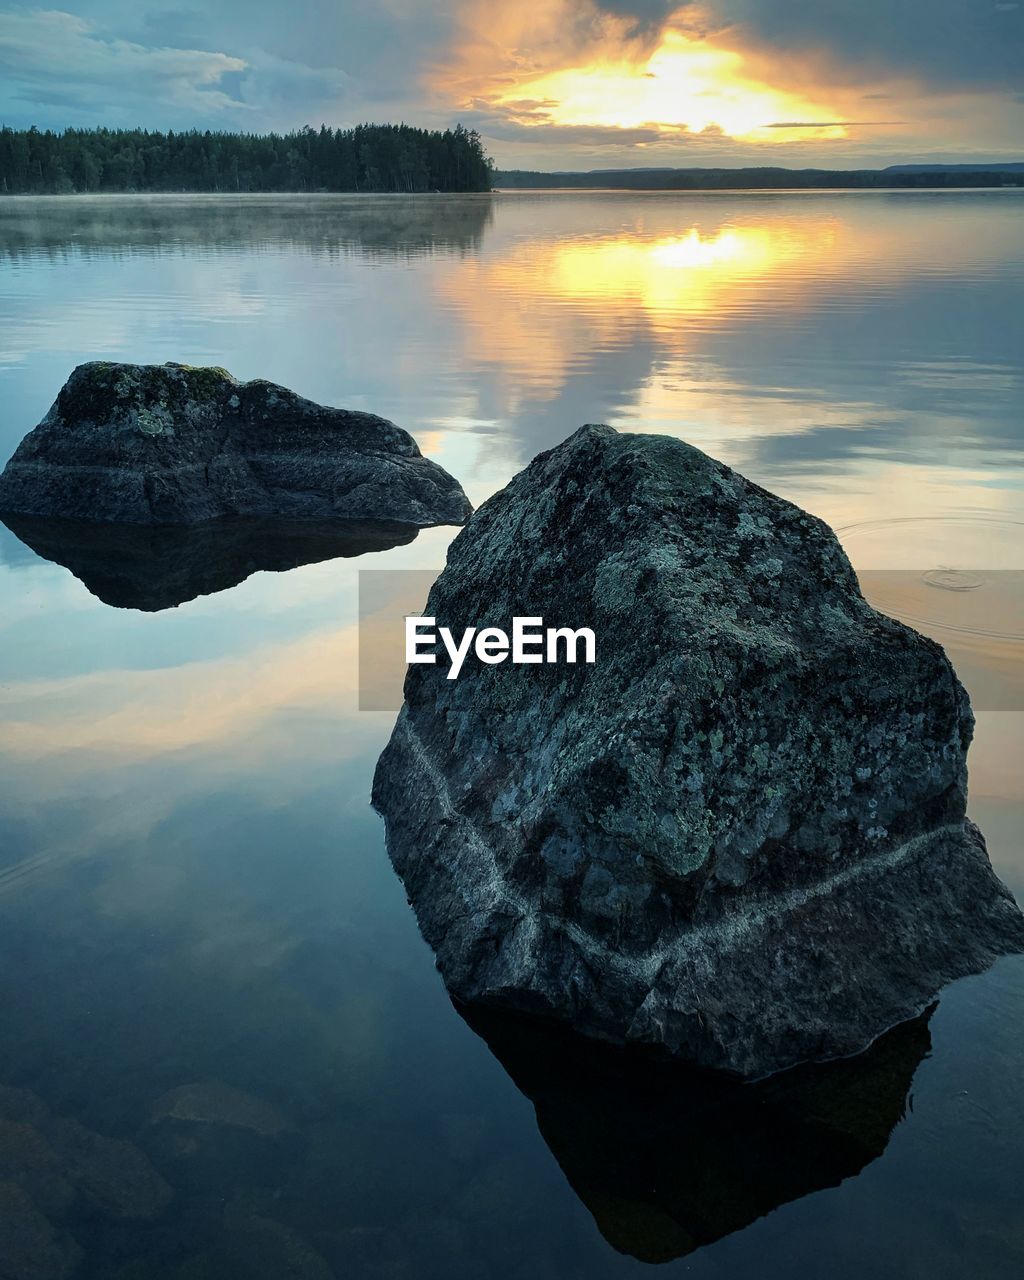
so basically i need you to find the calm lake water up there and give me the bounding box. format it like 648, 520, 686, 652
0, 191, 1022, 1279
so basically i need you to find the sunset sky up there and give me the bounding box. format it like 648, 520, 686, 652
0, 0, 1021, 169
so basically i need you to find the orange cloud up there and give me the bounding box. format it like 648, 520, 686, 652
435, 0, 675, 114
437, 2, 858, 144
493, 30, 848, 142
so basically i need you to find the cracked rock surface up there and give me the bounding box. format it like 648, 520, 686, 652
0, 362, 472, 528
372, 424, 1024, 1078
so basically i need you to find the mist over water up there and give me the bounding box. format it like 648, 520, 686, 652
0, 190, 1022, 1279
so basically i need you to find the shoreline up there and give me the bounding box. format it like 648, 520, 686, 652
2, 185, 1023, 201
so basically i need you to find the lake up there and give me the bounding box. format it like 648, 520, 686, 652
0, 190, 1022, 1280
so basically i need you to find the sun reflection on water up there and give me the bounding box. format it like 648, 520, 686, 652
547, 225, 783, 309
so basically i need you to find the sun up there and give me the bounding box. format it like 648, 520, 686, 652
496, 30, 846, 142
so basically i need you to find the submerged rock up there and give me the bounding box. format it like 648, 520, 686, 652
0, 1085, 171, 1221
0, 1118, 75, 1220
150, 1082, 292, 1137
0, 1084, 170, 1280
45, 1118, 172, 1220
0, 1181, 80, 1280
372, 425, 1024, 1078
0, 511, 418, 611
219, 1200, 336, 1280
0, 362, 472, 528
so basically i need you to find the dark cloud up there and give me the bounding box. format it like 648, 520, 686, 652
460, 113, 670, 146
591, 0, 685, 36
0, 0, 1020, 159
765, 121, 907, 128
593, 0, 676, 16
717, 0, 1024, 92
497, 99, 562, 112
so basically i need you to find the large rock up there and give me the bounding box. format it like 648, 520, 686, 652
372, 425, 1024, 1078
0, 362, 472, 527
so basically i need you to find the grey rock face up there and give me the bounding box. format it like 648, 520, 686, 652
0, 362, 472, 528
372, 424, 1024, 1078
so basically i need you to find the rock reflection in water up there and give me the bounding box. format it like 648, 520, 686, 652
461, 1002, 933, 1265
0, 513, 418, 611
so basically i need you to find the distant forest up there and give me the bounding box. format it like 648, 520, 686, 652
0, 124, 494, 194
495, 165, 1024, 190
3, 125, 1019, 196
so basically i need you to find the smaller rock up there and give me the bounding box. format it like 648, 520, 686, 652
0, 362, 472, 528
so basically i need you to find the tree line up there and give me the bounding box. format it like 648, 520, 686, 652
0, 124, 494, 194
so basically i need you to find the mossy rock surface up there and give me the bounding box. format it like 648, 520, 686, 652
0, 362, 471, 528
372, 425, 1024, 1077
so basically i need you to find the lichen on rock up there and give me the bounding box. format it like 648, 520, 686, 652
372, 424, 1024, 1078
0, 361, 472, 528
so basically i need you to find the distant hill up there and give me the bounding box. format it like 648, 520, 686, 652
494, 163, 1024, 190
884, 162, 1024, 173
